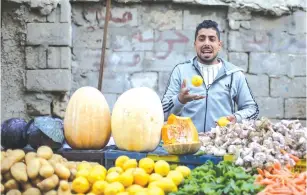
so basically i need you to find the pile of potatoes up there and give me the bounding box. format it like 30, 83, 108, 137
1, 145, 94, 195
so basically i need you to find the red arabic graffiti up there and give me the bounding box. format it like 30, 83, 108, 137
97, 10, 133, 24
132, 30, 189, 59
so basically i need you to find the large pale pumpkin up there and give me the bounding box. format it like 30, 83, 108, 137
162, 114, 199, 144
64, 86, 111, 149
111, 87, 164, 152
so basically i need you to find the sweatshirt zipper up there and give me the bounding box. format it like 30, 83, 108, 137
194, 66, 230, 131
193, 67, 209, 132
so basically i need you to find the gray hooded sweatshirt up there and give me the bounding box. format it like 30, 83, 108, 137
161, 57, 259, 132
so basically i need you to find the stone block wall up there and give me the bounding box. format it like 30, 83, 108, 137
1, 0, 306, 125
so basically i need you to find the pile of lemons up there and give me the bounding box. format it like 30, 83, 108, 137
71, 155, 191, 195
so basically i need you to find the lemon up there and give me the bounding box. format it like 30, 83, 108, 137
76, 169, 90, 179
139, 158, 155, 174
107, 167, 123, 174
118, 172, 134, 187
148, 181, 159, 189
104, 182, 125, 195
77, 162, 92, 171
175, 166, 191, 178
123, 159, 138, 171
117, 192, 129, 195
148, 187, 165, 195
126, 184, 144, 195
167, 170, 184, 186
115, 155, 130, 169
135, 191, 149, 195
72, 176, 90, 193
156, 178, 177, 193
133, 168, 149, 187
106, 171, 120, 183
154, 160, 170, 177
191, 75, 203, 87
91, 180, 108, 195
217, 117, 230, 127
149, 173, 163, 183
92, 164, 107, 173
125, 167, 136, 175
88, 168, 106, 184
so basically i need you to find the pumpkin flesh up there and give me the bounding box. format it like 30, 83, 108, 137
162, 114, 199, 145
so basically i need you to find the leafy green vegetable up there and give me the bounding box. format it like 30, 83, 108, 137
169, 161, 264, 195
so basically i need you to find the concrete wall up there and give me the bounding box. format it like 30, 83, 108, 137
1, 0, 306, 125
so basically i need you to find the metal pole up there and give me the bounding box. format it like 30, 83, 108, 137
98, 0, 111, 91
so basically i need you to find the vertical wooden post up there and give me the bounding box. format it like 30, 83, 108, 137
98, 0, 111, 91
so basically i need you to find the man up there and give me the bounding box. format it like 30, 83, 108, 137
161, 20, 259, 132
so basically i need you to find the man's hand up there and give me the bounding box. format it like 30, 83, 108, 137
226, 115, 237, 124
178, 79, 205, 104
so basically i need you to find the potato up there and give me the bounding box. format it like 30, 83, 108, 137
6, 189, 22, 195
50, 154, 63, 162
55, 163, 70, 180
1, 150, 25, 173
20, 182, 33, 191
1, 151, 5, 162
69, 169, 77, 181
30, 176, 44, 186
39, 165, 54, 178
27, 158, 41, 179
40, 158, 51, 166
25, 152, 37, 165
11, 162, 28, 182
43, 190, 57, 195
3, 171, 13, 181
63, 162, 77, 170
22, 187, 42, 195
37, 174, 59, 192
57, 180, 71, 195
1, 183, 4, 193
4, 179, 19, 191
37, 146, 53, 160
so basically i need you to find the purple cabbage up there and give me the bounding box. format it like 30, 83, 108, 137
1, 118, 28, 149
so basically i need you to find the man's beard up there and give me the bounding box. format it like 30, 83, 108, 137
197, 52, 218, 64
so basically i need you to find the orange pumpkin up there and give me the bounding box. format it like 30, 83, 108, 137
162, 114, 199, 145
64, 86, 111, 149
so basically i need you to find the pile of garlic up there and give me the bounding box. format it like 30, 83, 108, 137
198, 118, 307, 171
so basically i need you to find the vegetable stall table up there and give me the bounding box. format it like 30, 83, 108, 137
22, 145, 108, 165
104, 146, 223, 169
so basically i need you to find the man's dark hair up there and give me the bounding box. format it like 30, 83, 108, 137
195, 20, 220, 41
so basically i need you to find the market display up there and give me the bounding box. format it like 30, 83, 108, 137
198, 118, 306, 170
1, 86, 306, 195
169, 161, 263, 195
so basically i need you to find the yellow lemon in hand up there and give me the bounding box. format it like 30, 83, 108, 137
191, 75, 203, 87
217, 117, 230, 127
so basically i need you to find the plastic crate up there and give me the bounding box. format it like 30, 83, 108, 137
57, 148, 105, 165
104, 146, 223, 169
291, 159, 306, 173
